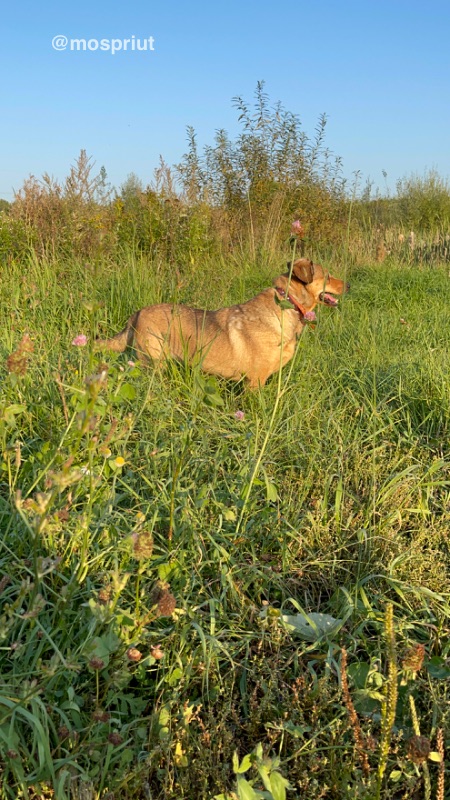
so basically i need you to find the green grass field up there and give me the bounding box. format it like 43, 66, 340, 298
1, 250, 450, 799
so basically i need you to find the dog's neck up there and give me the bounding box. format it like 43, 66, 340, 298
275, 286, 308, 318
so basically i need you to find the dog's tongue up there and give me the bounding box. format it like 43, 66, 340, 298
322, 293, 338, 306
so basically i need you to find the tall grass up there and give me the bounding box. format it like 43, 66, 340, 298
1, 241, 450, 798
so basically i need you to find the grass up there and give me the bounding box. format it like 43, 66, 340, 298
1, 248, 450, 799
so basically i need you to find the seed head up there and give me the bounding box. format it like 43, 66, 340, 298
88, 657, 105, 671
131, 530, 154, 561
127, 647, 142, 662
407, 734, 431, 764
92, 709, 110, 723
6, 334, 34, 375
108, 732, 123, 746
402, 644, 425, 673
98, 586, 112, 605
151, 581, 177, 616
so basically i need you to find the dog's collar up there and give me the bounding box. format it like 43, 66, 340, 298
275, 287, 308, 318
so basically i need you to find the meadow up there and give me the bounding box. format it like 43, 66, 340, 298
1, 87, 450, 799
1, 243, 450, 800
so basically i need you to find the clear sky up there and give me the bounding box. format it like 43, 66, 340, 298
1, 0, 450, 201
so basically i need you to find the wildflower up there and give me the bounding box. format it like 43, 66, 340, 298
151, 581, 177, 616
402, 643, 425, 674
127, 647, 142, 662
131, 530, 154, 561
97, 586, 112, 605
92, 709, 110, 723
303, 311, 316, 322
114, 456, 125, 468
108, 732, 123, 746
291, 220, 305, 237
127, 360, 136, 367
72, 334, 87, 347
157, 590, 176, 617
6, 333, 34, 375
88, 657, 105, 671
234, 410, 245, 421
151, 644, 164, 660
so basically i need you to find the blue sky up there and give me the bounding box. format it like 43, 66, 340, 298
1, 0, 450, 200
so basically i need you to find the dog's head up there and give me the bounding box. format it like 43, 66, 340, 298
276, 258, 349, 315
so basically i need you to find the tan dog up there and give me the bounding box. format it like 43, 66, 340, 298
96, 258, 348, 388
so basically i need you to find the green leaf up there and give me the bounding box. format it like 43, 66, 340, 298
166, 667, 183, 686
270, 771, 290, 800
83, 631, 121, 663
426, 656, 450, 679
236, 775, 259, 800
266, 482, 278, 502
158, 706, 170, 741
235, 753, 253, 774
158, 561, 181, 580
204, 391, 224, 407
281, 721, 311, 738
347, 661, 370, 689
118, 382, 136, 400
255, 742, 264, 760
203, 378, 225, 406
428, 751, 442, 762
281, 611, 342, 641
2, 404, 27, 426
119, 748, 134, 766
261, 467, 278, 502
257, 763, 272, 792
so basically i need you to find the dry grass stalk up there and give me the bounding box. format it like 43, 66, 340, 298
340, 647, 370, 778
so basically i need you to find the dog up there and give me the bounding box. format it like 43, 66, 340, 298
96, 258, 348, 388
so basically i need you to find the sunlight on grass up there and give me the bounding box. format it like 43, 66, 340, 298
1, 246, 450, 797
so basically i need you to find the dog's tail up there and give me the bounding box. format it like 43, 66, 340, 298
95, 312, 138, 353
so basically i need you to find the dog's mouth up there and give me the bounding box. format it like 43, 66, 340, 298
319, 292, 339, 307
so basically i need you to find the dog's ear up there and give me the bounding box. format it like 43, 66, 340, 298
291, 259, 315, 285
